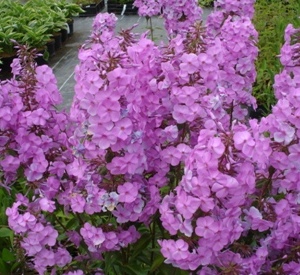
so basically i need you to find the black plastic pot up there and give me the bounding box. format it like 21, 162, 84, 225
0, 53, 16, 79
52, 32, 62, 51
248, 105, 269, 120
79, 0, 105, 17
60, 28, 68, 44
107, 1, 138, 15
46, 39, 56, 57
35, 48, 48, 66
67, 18, 74, 37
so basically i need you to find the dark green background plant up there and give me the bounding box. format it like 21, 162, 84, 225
253, 0, 300, 114
0, 0, 83, 57
198, 0, 214, 8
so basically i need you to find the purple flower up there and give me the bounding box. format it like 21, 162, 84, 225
39, 197, 56, 212
55, 247, 72, 267
118, 182, 138, 203
195, 216, 219, 239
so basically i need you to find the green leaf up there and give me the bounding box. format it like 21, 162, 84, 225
0, 228, 13, 238
65, 217, 79, 229
130, 233, 152, 260
150, 254, 165, 272
0, 258, 9, 275
122, 264, 149, 275
2, 248, 15, 262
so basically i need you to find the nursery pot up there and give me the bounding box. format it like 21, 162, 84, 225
46, 39, 56, 57
79, 0, 104, 17
52, 32, 62, 51
60, 28, 68, 44
0, 52, 16, 80
35, 48, 48, 66
107, 0, 138, 15
67, 18, 74, 37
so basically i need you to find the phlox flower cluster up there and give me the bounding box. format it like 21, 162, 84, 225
133, 0, 202, 37
2, 0, 300, 274
158, 1, 300, 274
133, 0, 162, 17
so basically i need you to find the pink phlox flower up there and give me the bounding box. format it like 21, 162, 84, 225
34, 248, 56, 268
100, 192, 119, 212
80, 223, 105, 249
66, 158, 88, 178
39, 197, 56, 212
273, 122, 295, 145
233, 130, 255, 157
163, 125, 178, 141
207, 136, 225, 157
0, 155, 20, 173
107, 151, 145, 175
171, 239, 190, 261
38, 225, 58, 246
25, 108, 50, 126
283, 261, 300, 275
70, 193, 86, 213
25, 153, 48, 182
172, 86, 198, 106
176, 143, 191, 162
64, 270, 84, 275
177, 215, 193, 237
21, 232, 43, 256
113, 204, 132, 223
97, 98, 120, 123
211, 172, 239, 198
54, 247, 72, 267
15, 212, 37, 233
107, 67, 130, 88
118, 182, 139, 203
172, 104, 195, 123
35, 65, 55, 84
67, 230, 82, 247
175, 188, 200, 219
161, 146, 182, 166
245, 206, 273, 232
103, 231, 118, 250
114, 118, 133, 140
195, 216, 219, 239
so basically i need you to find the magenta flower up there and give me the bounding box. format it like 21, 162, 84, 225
70, 193, 86, 213
55, 247, 72, 267
161, 146, 182, 166
118, 182, 138, 203
175, 188, 200, 219
195, 216, 219, 239
0, 155, 20, 172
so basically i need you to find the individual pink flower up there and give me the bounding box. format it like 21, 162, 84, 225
161, 146, 182, 166
39, 197, 56, 212
118, 182, 138, 203
175, 188, 200, 219
195, 216, 219, 239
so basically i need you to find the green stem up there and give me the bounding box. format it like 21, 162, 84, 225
53, 213, 68, 232
150, 220, 156, 264
149, 17, 154, 41
121, 247, 127, 264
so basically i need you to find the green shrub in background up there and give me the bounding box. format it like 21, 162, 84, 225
198, 0, 214, 7
253, 0, 300, 114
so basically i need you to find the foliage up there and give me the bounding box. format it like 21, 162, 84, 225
73, 0, 99, 6
52, 0, 85, 19
0, 0, 82, 56
109, 0, 135, 5
253, 0, 300, 114
198, 0, 214, 7
2, 0, 300, 274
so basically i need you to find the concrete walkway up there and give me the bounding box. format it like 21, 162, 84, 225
49, 7, 213, 110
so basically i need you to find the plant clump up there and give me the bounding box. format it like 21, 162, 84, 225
1, 0, 300, 274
